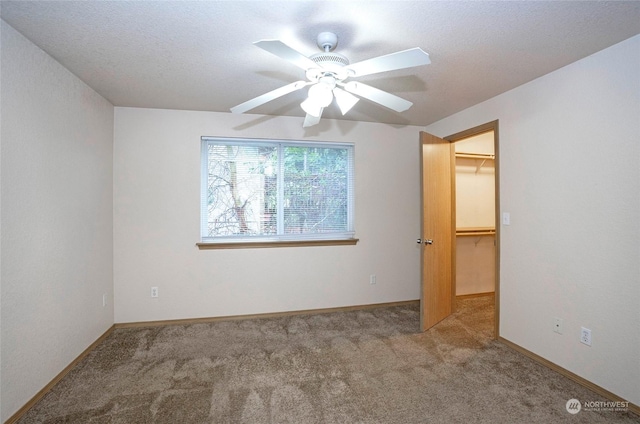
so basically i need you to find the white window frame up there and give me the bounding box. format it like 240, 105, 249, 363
199, 137, 356, 248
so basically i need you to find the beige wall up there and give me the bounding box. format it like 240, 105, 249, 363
426, 35, 640, 406
113, 108, 422, 324
456, 236, 495, 295
2, 15, 637, 420
1, 21, 115, 421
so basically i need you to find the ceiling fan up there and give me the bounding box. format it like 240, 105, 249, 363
230, 32, 431, 127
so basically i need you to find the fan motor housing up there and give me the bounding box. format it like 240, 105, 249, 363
309, 52, 349, 67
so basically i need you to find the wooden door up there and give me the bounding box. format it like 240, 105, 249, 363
420, 131, 456, 331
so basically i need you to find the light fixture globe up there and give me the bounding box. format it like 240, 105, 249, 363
300, 98, 322, 117
301, 76, 336, 117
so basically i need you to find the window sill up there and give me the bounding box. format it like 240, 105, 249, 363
197, 238, 359, 250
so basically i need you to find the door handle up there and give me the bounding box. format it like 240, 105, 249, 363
417, 239, 434, 245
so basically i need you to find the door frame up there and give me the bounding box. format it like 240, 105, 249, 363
444, 120, 500, 339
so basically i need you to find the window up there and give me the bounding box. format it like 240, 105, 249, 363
200, 137, 355, 247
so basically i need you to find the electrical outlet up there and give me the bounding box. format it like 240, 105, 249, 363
151, 287, 159, 298
553, 317, 563, 334
580, 327, 592, 346
370, 274, 377, 285
102, 294, 107, 307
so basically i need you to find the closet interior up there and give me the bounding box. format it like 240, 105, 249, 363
454, 131, 496, 296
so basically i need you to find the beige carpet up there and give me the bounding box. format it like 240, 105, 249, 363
17, 296, 638, 423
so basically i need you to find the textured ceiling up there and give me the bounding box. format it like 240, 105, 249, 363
2, 1, 639, 127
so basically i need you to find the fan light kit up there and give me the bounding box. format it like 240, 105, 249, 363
230, 32, 430, 127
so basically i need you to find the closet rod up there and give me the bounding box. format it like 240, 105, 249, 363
456, 227, 496, 236
455, 152, 495, 160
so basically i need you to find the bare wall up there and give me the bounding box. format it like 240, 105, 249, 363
113, 108, 422, 324
425, 35, 640, 406
1, 21, 114, 421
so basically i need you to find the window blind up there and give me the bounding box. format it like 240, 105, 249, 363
201, 137, 354, 243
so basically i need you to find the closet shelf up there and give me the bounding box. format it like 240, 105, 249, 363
456, 227, 496, 236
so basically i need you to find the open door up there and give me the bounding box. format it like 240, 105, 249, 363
419, 131, 456, 331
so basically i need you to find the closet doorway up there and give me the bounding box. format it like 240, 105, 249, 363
419, 121, 499, 338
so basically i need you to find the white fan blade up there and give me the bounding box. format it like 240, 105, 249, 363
345, 48, 430, 77
303, 110, 323, 127
254, 40, 319, 71
230, 81, 309, 114
333, 88, 359, 115
342, 81, 413, 112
